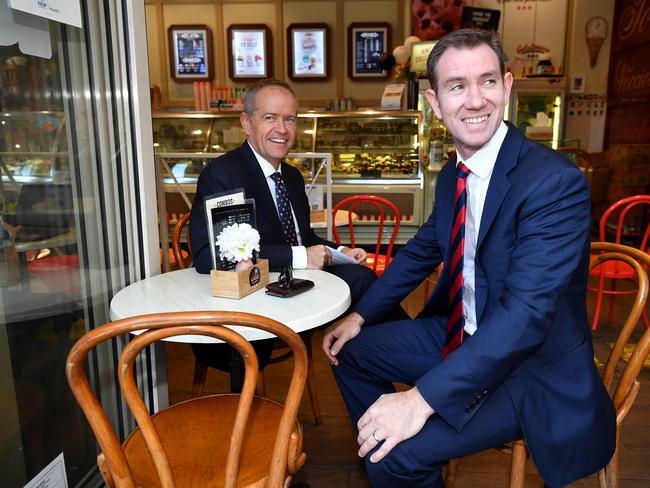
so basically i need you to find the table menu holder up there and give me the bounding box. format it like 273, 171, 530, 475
210, 259, 269, 299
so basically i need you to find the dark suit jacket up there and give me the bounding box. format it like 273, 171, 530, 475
189, 142, 336, 273
353, 123, 616, 486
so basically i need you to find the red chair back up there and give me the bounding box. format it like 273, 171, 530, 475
332, 195, 401, 274
599, 195, 650, 249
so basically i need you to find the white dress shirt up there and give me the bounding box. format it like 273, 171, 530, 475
248, 141, 309, 268
457, 122, 508, 335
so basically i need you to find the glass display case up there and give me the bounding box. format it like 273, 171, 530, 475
153, 110, 425, 242
508, 78, 566, 149
0, 111, 69, 187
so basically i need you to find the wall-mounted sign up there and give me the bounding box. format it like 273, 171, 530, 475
410, 41, 437, 79
460, 7, 501, 31
227, 24, 272, 82
348, 22, 391, 80
168, 25, 213, 82
288, 23, 329, 81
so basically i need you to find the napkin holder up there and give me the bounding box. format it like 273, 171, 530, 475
210, 259, 269, 299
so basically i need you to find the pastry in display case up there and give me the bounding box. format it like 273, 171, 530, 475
0, 111, 68, 186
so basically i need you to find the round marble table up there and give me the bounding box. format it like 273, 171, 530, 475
109, 268, 351, 343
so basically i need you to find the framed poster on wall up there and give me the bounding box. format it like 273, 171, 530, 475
168, 25, 213, 82
287, 23, 329, 81
227, 24, 272, 82
348, 22, 391, 80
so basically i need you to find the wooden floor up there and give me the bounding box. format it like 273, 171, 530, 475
165, 278, 650, 487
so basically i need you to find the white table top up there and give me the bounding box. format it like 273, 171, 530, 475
109, 268, 351, 343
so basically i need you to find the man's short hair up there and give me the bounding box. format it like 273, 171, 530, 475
243, 78, 296, 116
426, 29, 507, 92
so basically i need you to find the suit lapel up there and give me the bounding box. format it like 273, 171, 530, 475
476, 124, 521, 251
437, 159, 457, 261
240, 143, 283, 233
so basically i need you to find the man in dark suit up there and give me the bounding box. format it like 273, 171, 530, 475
189, 78, 376, 302
322, 29, 615, 487
189, 79, 378, 372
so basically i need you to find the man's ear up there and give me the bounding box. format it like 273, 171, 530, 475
240, 111, 251, 138
425, 89, 442, 120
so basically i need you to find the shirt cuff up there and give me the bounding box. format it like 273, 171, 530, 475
336, 245, 345, 252
292, 246, 308, 269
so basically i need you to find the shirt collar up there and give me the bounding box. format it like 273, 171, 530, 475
457, 121, 508, 180
247, 140, 281, 178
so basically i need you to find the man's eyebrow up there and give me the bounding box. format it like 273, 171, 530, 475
441, 70, 500, 85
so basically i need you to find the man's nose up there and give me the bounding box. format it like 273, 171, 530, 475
274, 118, 288, 132
465, 84, 485, 109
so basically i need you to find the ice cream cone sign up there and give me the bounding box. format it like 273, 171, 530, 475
586, 16, 607, 68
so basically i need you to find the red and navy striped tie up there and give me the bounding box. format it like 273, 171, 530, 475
442, 162, 471, 360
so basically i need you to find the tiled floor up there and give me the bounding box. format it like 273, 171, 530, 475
165, 278, 650, 487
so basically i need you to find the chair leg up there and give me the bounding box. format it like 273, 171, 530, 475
302, 330, 321, 424
592, 273, 606, 331
444, 458, 460, 488
257, 369, 267, 397
509, 439, 527, 488
607, 279, 618, 325
191, 360, 208, 398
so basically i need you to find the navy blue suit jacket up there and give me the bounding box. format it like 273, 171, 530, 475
189, 142, 336, 273
353, 124, 615, 486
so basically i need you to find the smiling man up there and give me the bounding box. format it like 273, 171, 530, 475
323, 29, 615, 487
189, 78, 378, 378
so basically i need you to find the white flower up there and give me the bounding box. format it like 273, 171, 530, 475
216, 223, 260, 263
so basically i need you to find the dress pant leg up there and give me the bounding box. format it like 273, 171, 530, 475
332, 316, 522, 487
324, 263, 376, 307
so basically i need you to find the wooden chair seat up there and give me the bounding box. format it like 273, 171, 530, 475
120, 395, 303, 488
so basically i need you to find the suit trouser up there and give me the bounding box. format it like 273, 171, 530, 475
332, 317, 523, 487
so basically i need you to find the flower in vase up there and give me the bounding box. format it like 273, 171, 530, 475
216, 223, 260, 264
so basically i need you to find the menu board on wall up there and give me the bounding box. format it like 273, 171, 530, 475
232, 30, 267, 77
348, 23, 391, 79
293, 30, 325, 76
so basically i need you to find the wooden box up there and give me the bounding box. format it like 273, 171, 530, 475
210, 259, 269, 299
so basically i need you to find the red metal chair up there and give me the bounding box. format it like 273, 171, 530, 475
332, 195, 401, 276
590, 195, 650, 331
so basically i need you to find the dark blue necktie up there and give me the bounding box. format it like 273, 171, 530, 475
442, 162, 471, 360
270, 172, 299, 246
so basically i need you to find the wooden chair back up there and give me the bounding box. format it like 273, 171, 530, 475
66, 311, 308, 488
172, 212, 192, 269
332, 195, 402, 274
508, 243, 650, 488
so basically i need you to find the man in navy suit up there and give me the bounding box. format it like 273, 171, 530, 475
189, 79, 378, 372
322, 29, 615, 487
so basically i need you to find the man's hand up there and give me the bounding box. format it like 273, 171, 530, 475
306, 245, 332, 269
341, 246, 367, 264
357, 387, 435, 463
322, 312, 365, 365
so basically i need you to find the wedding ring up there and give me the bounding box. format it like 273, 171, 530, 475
372, 431, 380, 442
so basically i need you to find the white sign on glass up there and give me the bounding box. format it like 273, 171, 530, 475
9, 0, 82, 28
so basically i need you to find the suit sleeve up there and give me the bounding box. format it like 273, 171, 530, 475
416, 164, 591, 431
353, 204, 444, 323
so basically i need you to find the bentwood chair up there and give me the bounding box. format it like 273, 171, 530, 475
171, 216, 322, 423
446, 243, 650, 487
171, 212, 192, 269
507, 243, 650, 488
332, 195, 402, 276
590, 195, 650, 330
66, 311, 307, 488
